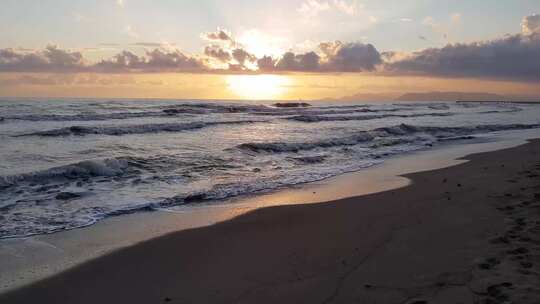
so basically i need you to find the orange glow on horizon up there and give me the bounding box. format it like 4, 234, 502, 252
226, 75, 292, 100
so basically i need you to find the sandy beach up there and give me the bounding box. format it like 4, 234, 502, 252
0, 139, 539, 303
2, 1, 540, 302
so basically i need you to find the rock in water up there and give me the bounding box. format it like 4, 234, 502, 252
56, 192, 81, 200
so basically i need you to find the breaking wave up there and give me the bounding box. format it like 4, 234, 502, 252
237, 123, 540, 153
286, 112, 454, 123
0, 158, 130, 189
2, 111, 174, 122
17, 120, 259, 137
1, 98, 539, 239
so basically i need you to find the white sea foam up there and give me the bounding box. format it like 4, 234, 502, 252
18, 120, 258, 137
236, 123, 540, 153
1, 99, 540, 239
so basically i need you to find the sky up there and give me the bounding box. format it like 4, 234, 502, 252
1, 0, 540, 100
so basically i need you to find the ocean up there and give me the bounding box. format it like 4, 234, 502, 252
1, 98, 539, 239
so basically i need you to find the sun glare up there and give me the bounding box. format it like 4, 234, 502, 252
226, 75, 291, 100
237, 30, 286, 58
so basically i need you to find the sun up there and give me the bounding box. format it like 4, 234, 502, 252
237, 29, 286, 58
226, 75, 291, 100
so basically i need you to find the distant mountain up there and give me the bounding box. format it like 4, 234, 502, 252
324, 91, 539, 103
323, 93, 397, 102
396, 92, 506, 102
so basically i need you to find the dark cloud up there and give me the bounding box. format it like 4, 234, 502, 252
201, 29, 233, 43
93, 49, 206, 72
323, 42, 382, 71
2, 15, 540, 81
203, 46, 257, 70
257, 56, 277, 72
0, 45, 84, 72
145, 49, 204, 70
258, 41, 381, 72
0, 46, 208, 73
93, 50, 144, 71
385, 32, 540, 81
274, 51, 321, 71
231, 48, 256, 65
204, 45, 232, 62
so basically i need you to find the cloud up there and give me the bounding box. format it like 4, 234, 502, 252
522, 14, 540, 35
258, 41, 381, 72
0, 45, 85, 72
201, 28, 234, 44
257, 56, 277, 72
297, 0, 359, 17
275, 51, 321, 71
0, 41, 381, 74
385, 31, 540, 81
204, 45, 232, 62
2, 15, 540, 81
95, 49, 206, 72
232, 48, 256, 65
320, 41, 382, 71
201, 29, 259, 68
298, 0, 330, 17
332, 0, 359, 15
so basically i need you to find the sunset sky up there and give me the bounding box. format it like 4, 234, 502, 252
1, 0, 539, 100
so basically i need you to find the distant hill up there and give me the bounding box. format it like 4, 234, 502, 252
396, 92, 506, 102
323, 93, 397, 102
324, 91, 539, 103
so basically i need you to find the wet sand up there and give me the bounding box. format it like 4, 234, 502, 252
2, 139, 540, 303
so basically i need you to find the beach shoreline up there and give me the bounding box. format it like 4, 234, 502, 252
0, 130, 536, 294
2, 133, 540, 303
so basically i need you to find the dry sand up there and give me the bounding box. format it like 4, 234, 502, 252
2, 140, 540, 304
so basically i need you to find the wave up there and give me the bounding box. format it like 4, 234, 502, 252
0, 158, 130, 189
2, 103, 274, 122
160, 102, 406, 117
288, 155, 327, 164
2, 111, 174, 122
0, 153, 242, 191
236, 123, 540, 153
251, 107, 410, 118
160, 103, 271, 114
477, 106, 523, 114
17, 120, 259, 137
429, 104, 450, 110
286, 112, 455, 123
1, 102, 415, 122
394, 102, 448, 107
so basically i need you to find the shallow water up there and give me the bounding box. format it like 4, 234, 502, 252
1, 98, 539, 238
